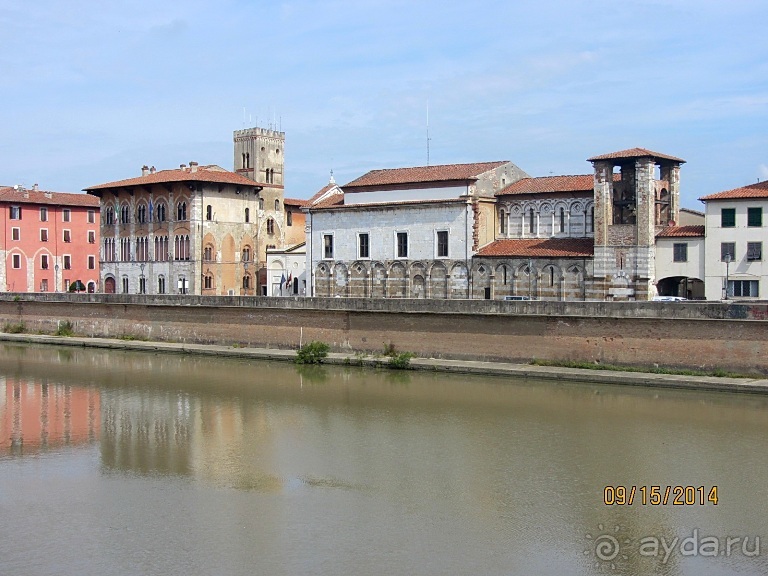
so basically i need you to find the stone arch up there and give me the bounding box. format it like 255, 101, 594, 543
428, 261, 447, 299
388, 261, 407, 298
540, 263, 563, 300
104, 275, 116, 294
410, 262, 427, 298
494, 262, 512, 298
333, 262, 348, 297
515, 262, 537, 299
315, 263, 331, 297
350, 260, 368, 297
565, 264, 586, 300
472, 261, 492, 299
370, 261, 386, 298
449, 262, 468, 299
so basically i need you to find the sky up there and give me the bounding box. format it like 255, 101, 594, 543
1, 0, 766, 209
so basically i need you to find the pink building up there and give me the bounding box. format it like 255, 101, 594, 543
0, 185, 101, 293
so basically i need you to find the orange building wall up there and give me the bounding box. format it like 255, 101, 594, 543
0, 197, 101, 292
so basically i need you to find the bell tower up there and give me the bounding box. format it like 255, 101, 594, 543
233, 126, 285, 186
588, 148, 684, 300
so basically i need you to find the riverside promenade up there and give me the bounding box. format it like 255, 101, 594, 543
3, 333, 768, 395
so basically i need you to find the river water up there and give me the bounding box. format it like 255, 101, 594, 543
0, 343, 766, 576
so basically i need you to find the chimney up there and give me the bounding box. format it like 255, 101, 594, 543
180, 164, 187, 171
149, 166, 156, 174
189, 161, 198, 173
141, 165, 149, 176
32, 183, 39, 192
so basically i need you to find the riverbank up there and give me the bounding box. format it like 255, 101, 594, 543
2, 332, 767, 395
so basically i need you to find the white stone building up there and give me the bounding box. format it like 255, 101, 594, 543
266, 242, 307, 296
700, 181, 767, 301
305, 162, 529, 298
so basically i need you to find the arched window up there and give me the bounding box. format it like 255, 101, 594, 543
259, 197, 264, 210
529, 208, 535, 234
158, 275, 166, 294
157, 202, 166, 222
275, 199, 280, 211
549, 267, 555, 287
242, 152, 246, 168
121, 204, 130, 224
243, 275, 251, 289
177, 201, 187, 221
137, 204, 147, 224
246, 152, 250, 168
204, 274, 213, 290
267, 218, 275, 235
204, 245, 213, 262
245, 207, 250, 223
104, 206, 114, 225
559, 207, 565, 233
287, 210, 292, 226
242, 246, 251, 262
499, 209, 506, 234
206, 205, 212, 220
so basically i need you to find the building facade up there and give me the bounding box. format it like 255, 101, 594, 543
700, 181, 767, 301
0, 185, 100, 293
305, 162, 529, 298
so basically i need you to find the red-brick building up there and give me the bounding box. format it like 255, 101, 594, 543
0, 185, 101, 293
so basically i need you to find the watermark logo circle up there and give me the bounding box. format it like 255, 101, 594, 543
594, 534, 621, 561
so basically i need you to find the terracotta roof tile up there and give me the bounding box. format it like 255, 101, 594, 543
476, 238, 594, 258
699, 180, 768, 201
284, 197, 307, 207
84, 165, 260, 191
344, 161, 508, 188
0, 186, 100, 207
310, 198, 465, 211
305, 183, 344, 208
496, 173, 619, 196
587, 147, 685, 164
656, 225, 705, 238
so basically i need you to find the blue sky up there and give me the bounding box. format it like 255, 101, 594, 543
1, 0, 766, 209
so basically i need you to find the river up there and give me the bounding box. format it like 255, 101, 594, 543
0, 343, 766, 575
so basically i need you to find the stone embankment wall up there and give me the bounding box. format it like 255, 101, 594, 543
0, 294, 766, 374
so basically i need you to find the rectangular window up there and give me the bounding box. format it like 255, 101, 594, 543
41, 255, 49, 270
87, 210, 95, 224
728, 280, 759, 298
9, 206, 21, 220
673, 243, 688, 262
63, 255, 71, 270
40, 207, 48, 222
397, 232, 408, 258
40, 229, 48, 242
88, 255, 95, 269
88, 230, 95, 243
12, 254, 20, 269
63, 229, 71, 243
748, 207, 762, 227
62, 209, 71, 222
721, 208, 736, 228
721, 242, 736, 262
437, 230, 449, 258
358, 233, 369, 259
323, 234, 334, 259
747, 242, 762, 261
11, 227, 20, 241
40, 279, 48, 292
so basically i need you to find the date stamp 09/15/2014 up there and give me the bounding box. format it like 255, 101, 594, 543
604, 485, 719, 506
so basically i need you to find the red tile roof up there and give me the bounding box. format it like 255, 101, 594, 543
656, 225, 705, 238
699, 180, 768, 201
309, 198, 466, 211
284, 197, 307, 207
0, 186, 100, 207
587, 148, 685, 164
344, 161, 508, 188
306, 183, 344, 208
476, 238, 594, 258
496, 173, 619, 196
84, 165, 259, 191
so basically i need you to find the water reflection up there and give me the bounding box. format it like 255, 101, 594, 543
0, 343, 767, 575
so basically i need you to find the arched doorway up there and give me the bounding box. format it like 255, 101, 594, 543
104, 276, 116, 294
656, 276, 704, 300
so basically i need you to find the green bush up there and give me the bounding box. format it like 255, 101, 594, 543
388, 352, 415, 370
3, 322, 25, 334
296, 341, 330, 364
55, 321, 74, 337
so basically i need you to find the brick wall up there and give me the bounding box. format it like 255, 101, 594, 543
0, 294, 766, 374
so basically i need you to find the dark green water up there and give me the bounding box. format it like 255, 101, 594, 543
0, 344, 766, 575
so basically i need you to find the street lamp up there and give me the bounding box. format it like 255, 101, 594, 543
139, 263, 146, 294
54, 264, 60, 293
724, 253, 732, 300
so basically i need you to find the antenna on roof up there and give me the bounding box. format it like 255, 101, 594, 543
426, 100, 431, 166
